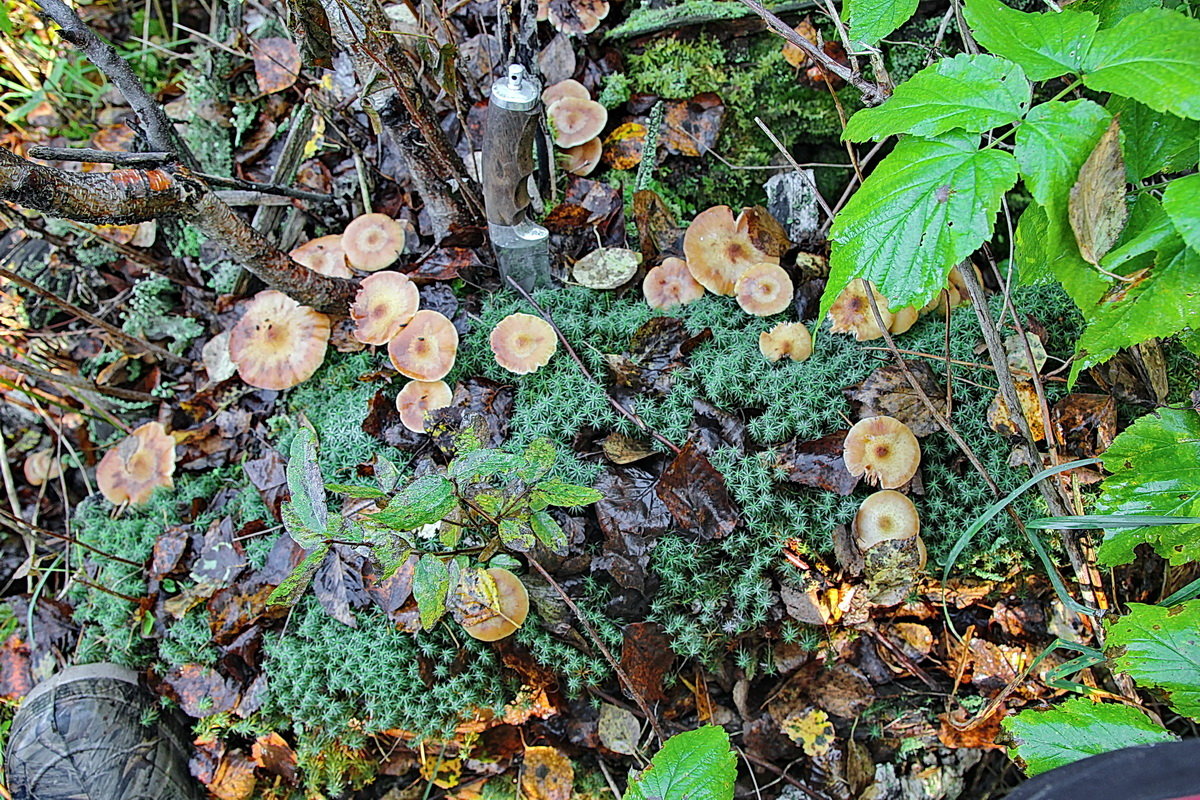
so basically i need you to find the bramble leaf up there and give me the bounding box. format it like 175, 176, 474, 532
533, 480, 604, 508
326, 483, 389, 499
1107, 601, 1200, 719
1163, 174, 1200, 255
823, 132, 1018, 317
284, 426, 328, 538
1106, 97, 1199, 181
1082, 8, 1200, 120
413, 554, 451, 630
624, 726, 737, 800
843, 54, 1030, 142
371, 475, 456, 531
1014, 203, 1108, 309
964, 0, 1097, 81
267, 543, 331, 607
498, 518, 536, 552
1015, 100, 1111, 213
449, 449, 523, 481
1093, 409, 1200, 566
530, 510, 569, 555
843, 0, 919, 45
1064, 0, 1157, 28
1003, 696, 1175, 777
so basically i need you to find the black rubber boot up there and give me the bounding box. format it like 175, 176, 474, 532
4, 663, 205, 800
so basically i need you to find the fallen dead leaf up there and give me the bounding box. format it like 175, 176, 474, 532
597, 702, 641, 755
780, 707, 835, 757
661, 93, 725, 158
252, 37, 302, 95
987, 381, 1046, 441
251, 732, 299, 785
520, 746, 574, 800
602, 122, 647, 170
1069, 117, 1127, 265
845, 362, 947, 437
774, 431, 861, 496
1050, 393, 1116, 457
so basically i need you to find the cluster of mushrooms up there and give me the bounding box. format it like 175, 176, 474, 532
543, 79, 608, 177
827, 265, 976, 342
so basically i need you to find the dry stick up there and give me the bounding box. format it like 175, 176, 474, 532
28, 146, 175, 166
0, 352, 159, 403
819, 139, 888, 237
0, 508, 143, 567
0, 266, 186, 365
739, 751, 830, 800
504, 276, 682, 455
735, 0, 889, 105
861, 346, 1068, 382
525, 555, 667, 743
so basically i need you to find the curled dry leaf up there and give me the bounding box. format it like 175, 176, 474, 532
782, 19, 820, 68
661, 93, 726, 158
987, 381, 1046, 441
1069, 117, 1127, 265
845, 362, 947, 437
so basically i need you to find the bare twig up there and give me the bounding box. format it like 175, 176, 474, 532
753, 117, 834, 220
0, 351, 158, 403
0, 508, 144, 567
28, 146, 175, 166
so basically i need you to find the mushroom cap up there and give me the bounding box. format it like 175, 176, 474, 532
23, 449, 62, 486
542, 78, 590, 108
537, 0, 610, 35
889, 305, 919, 335
843, 415, 921, 489
828, 278, 893, 341
735, 262, 794, 316
546, 97, 608, 148
758, 321, 812, 362
683, 206, 780, 296
561, 137, 603, 176
461, 567, 530, 641
490, 312, 557, 374
395, 379, 454, 433
387, 309, 459, 381
352, 271, 420, 345
643, 257, 705, 310
853, 490, 920, 550
342, 213, 406, 271
96, 421, 176, 506
290, 235, 352, 279
229, 290, 331, 390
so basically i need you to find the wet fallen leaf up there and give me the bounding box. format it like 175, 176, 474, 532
987, 381, 1046, 441
208, 749, 257, 800
597, 702, 641, 755
774, 431, 861, 495
1004, 332, 1048, 375
426, 377, 516, 452
656, 440, 739, 540
600, 431, 657, 464
190, 517, 248, 586
572, 247, 640, 289
845, 362, 947, 437
937, 708, 1005, 750
621, 621, 673, 703
252, 732, 299, 784
163, 664, 241, 717
661, 93, 725, 157
207, 584, 285, 646
0, 634, 32, 700
409, 248, 483, 283
602, 122, 647, 170
150, 525, 191, 581
632, 189, 682, 261
1050, 393, 1116, 457
1069, 117, 1127, 265
810, 665, 874, 718
364, 553, 419, 616
312, 545, 371, 628
520, 746, 574, 800
252, 37, 302, 94
607, 317, 712, 397
594, 467, 671, 591
284, 0, 334, 69
781, 707, 835, 757
782, 19, 819, 68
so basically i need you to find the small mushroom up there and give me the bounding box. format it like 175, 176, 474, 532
735, 262, 794, 316
395, 380, 454, 433
843, 416, 921, 489
342, 213, 406, 272
561, 137, 602, 176
542, 78, 590, 108
387, 309, 459, 381
828, 278, 893, 341
537, 0, 609, 35
460, 567, 530, 641
853, 490, 923, 562
643, 257, 704, 310
290, 235, 352, 279
23, 449, 62, 486
490, 312, 557, 374
888, 305, 920, 335
682, 206, 780, 296
96, 421, 176, 506
759, 321, 812, 362
546, 97, 608, 148
229, 290, 331, 390
352, 271, 420, 345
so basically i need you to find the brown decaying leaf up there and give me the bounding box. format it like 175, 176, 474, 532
409, 248, 483, 283
284, 0, 333, 69
312, 545, 371, 628
426, 377, 516, 452
656, 440, 739, 540
987, 381, 1046, 441
620, 622, 673, 703
208, 749, 258, 800
938, 709, 1006, 750
607, 317, 712, 397
809, 664, 874, 718
661, 94, 725, 158
600, 431, 657, 464
0, 634, 33, 700
774, 431, 861, 495
594, 467, 672, 591
1050, 393, 1116, 458
632, 189, 682, 262
364, 553, 419, 616
602, 122, 647, 170
252, 38, 302, 95
163, 664, 242, 717
782, 20, 819, 68
1069, 117, 1128, 265
845, 362, 947, 437
252, 732, 300, 785
520, 746, 574, 800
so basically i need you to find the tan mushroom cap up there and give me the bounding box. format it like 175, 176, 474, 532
388, 309, 458, 381
342, 213, 406, 271
542, 78, 590, 108
290, 235, 352, 279
643, 257, 704, 310
490, 312, 557, 374
96, 421, 176, 506
759, 321, 812, 362
537, 0, 610, 35
843, 415, 921, 489
735, 262, 794, 316
561, 137, 603, 176
352, 271, 420, 345
889, 305, 920, 335
23, 449, 62, 486
853, 490, 920, 550
395, 380, 454, 433
547, 97, 608, 148
229, 290, 331, 390
828, 278, 893, 341
461, 567, 530, 641
683, 206, 780, 296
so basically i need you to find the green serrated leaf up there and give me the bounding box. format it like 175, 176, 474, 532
286, 427, 328, 536
1083, 8, 1200, 121
530, 510, 569, 556
326, 483, 389, 499
1014, 202, 1109, 309
1092, 409, 1200, 566
267, 544, 331, 607
1003, 696, 1175, 777
1107, 601, 1200, 719
823, 132, 1019, 317
1064, 0, 1157, 28
280, 501, 325, 549
1015, 100, 1112, 213
1107, 97, 1199, 181
624, 726, 737, 800
372, 455, 401, 493
964, 0, 1098, 81
448, 449, 523, 481
371, 475, 456, 531
370, 538, 412, 579
519, 438, 557, 482
843, 54, 1030, 142
533, 480, 605, 508
413, 554, 451, 630
1163, 174, 1200, 255
498, 518, 536, 552
1099, 194, 1177, 275
844, 0, 919, 45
